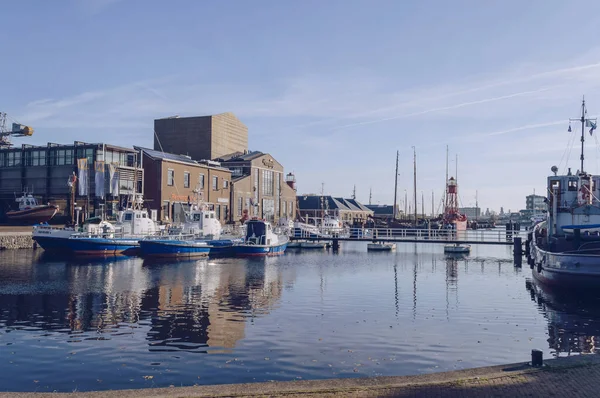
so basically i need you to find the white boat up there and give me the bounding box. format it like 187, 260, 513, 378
300, 241, 328, 249
530, 98, 600, 287
444, 244, 471, 254
5, 192, 58, 225
234, 218, 289, 257
367, 242, 396, 251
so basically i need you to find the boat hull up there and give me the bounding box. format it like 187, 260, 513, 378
67, 238, 140, 255
531, 233, 600, 288
139, 240, 210, 258
6, 206, 58, 225
234, 242, 287, 257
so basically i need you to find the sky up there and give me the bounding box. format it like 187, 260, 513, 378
4, 0, 600, 213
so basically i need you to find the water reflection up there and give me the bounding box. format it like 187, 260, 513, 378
526, 279, 600, 356
0, 254, 294, 353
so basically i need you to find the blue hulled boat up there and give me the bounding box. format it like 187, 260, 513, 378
138, 237, 210, 258
67, 236, 140, 255
234, 219, 288, 257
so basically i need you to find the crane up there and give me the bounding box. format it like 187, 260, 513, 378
0, 112, 33, 148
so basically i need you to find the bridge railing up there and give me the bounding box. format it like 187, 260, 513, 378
290, 226, 522, 243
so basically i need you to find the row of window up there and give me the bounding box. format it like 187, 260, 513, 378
236, 196, 294, 218
167, 169, 229, 191
0, 148, 136, 168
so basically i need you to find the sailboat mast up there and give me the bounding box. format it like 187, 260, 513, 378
421, 191, 424, 219
431, 190, 434, 217
445, 145, 448, 207
393, 150, 399, 219
475, 190, 478, 221
581, 98, 586, 173
413, 146, 417, 226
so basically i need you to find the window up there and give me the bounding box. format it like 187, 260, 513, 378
26, 150, 46, 166
282, 201, 287, 217
184, 171, 190, 188
224, 205, 228, 220
231, 167, 244, 177
262, 170, 274, 196
237, 196, 243, 217
212, 176, 218, 191
199, 174, 205, 189
568, 180, 578, 191
124, 213, 133, 221
223, 179, 228, 189
7, 151, 21, 167
216, 205, 221, 219
167, 169, 174, 186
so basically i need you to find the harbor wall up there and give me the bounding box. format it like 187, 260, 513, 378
0, 232, 35, 250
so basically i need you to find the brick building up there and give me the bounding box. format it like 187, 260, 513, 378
137, 147, 231, 224
215, 151, 296, 224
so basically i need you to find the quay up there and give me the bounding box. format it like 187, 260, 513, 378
0, 226, 34, 250
0, 354, 598, 397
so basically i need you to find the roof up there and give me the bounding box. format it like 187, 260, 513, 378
216, 150, 265, 162
136, 146, 198, 165
366, 204, 394, 215
296, 195, 371, 213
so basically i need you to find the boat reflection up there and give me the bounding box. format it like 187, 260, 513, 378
0, 255, 295, 353
526, 279, 600, 356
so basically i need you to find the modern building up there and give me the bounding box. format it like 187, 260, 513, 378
214, 151, 296, 224
459, 207, 481, 219
137, 147, 231, 224
526, 194, 546, 211
154, 113, 248, 162
297, 195, 373, 222
0, 141, 143, 221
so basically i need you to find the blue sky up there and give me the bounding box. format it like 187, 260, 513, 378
4, 0, 600, 213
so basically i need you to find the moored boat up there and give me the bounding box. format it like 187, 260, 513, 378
444, 243, 471, 254
367, 242, 396, 251
5, 193, 58, 225
530, 98, 600, 288
234, 218, 288, 257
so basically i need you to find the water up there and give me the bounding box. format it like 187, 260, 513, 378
0, 242, 597, 392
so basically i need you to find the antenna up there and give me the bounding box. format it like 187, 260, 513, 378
569, 96, 596, 173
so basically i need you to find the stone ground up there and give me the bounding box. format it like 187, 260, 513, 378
1, 354, 599, 397
0, 226, 35, 233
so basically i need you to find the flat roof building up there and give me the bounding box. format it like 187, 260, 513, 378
154, 113, 248, 162
0, 141, 143, 222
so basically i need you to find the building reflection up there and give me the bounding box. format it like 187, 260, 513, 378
526, 279, 600, 356
0, 254, 295, 353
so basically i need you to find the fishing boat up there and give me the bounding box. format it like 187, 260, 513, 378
33, 196, 159, 254
444, 243, 471, 254
367, 242, 396, 251
234, 218, 288, 257
530, 97, 600, 287
5, 193, 58, 224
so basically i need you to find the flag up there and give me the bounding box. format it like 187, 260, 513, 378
77, 158, 88, 196
588, 120, 597, 135
108, 163, 120, 196
94, 161, 105, 198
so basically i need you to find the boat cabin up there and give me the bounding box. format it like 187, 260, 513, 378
245, 219, 275, 245
16, 194, 39, 210
117, 208, 158, 235
547, 170, 600, 236
182, 206, 222, 238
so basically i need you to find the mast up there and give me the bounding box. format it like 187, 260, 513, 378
475, 190, 478, 221
413, 146, 417, 226
369, 187, 372, 205
445, 145, 449, 208
404, 190, 407, 216
352, 185, 356, 200
421, 191, 424, 219
393, 150, 399, 219
569, 96, 596, 174
431, 190, 434, 217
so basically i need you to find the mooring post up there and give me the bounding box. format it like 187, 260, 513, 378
332, 239, 339, 252
531, 349, 543, 367
513, 237, 522, 267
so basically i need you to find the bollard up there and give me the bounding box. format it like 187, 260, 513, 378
332, 239, 340, 252
531, 349, 543, 367
513, 237, 522, 267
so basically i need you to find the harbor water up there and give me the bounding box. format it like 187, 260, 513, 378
0, 241, 596, 392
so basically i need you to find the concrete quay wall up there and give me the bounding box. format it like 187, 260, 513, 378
0, 231, 34, 250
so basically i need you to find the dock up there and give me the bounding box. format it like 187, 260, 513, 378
0, 226, 35, 250
2, 353, 597, 397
